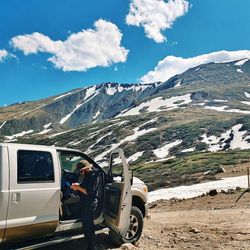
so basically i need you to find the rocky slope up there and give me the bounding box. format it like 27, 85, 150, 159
0, 82, 161, 135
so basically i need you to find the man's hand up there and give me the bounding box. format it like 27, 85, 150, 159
70, 183, 79, 191
70, 183, 87, 195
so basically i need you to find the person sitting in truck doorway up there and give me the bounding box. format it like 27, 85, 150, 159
71, 160, 99, 250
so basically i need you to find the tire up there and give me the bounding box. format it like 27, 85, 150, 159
109, 206, 144, 246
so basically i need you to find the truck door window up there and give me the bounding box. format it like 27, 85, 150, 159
60, 153, 86, 172
110, 153, 124, 182
17, 150, 54, 183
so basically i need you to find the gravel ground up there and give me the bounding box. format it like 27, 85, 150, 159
41, 190, 250, 250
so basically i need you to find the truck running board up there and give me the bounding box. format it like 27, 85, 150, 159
6, 228, 109, 250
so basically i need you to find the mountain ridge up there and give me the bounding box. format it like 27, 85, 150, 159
1, 58, 250, 189
1, 58, 250, 137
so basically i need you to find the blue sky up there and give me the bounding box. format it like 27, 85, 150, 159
0, 0, 250, 106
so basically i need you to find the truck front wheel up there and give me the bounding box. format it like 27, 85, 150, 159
109, 206, 143, 246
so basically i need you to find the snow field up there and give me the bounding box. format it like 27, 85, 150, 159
148, 175, 249, 203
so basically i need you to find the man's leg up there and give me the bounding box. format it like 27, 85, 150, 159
81, 200, 97, 250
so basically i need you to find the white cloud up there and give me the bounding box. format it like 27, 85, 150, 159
0, 49, 8, 62
11, 19, 129, 71
126, 0, 189, 43
141, 50, 250, 83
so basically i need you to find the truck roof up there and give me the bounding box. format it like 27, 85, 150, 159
0, 142, 77, 152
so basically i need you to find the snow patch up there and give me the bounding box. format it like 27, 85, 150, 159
93, 111, 100, 120
49, 129, 76, 138
5, 130, 34, 141
54, 92, 72, 100
37, 129, 52, 135
59, 103, 84, 125
36, 123, 52, 135
124, 84, 150, 92
16, 104, 47, 117
148, 175, 248, 203
174, 80, 182, 88
86, 131, 113, 153
59, 89, 100, 125
201, 129, 232, 152
84, 86, 96, 100
95, 127, 157, 163
138, 118, 158, 128
244, 92, 250, 98
153, 140, 182, 159
230, 124, 250, 150
117, 85, 124, 92
105, 84, 150, 96
44, 123, 52, 129
213, 99, 228, 103
181, 147, 196, 153
118, 94, 192, 117
127, 151, 144, 162
0, 121, 7, 129
237, 68, 244, 73
241, 101, 250, 106
235, 58, 249, 66
201, 124, 250, 152
106, 86, 117, 95
192, 103, 206, 106
204, 105, 250, 114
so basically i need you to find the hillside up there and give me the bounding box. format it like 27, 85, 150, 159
1, 58, 250, 189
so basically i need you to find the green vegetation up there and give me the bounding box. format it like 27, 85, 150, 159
132, 150, 250, 191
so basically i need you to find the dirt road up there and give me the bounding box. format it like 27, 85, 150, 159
41, 191, 250, 250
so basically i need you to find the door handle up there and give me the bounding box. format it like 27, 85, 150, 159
12, 192, 21, 204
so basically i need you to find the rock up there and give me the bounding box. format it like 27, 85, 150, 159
161, 171, 170, 176
235, 186, 244, 192
218, 166, 226, 173
203, 170, 212, 175
134, 242, 140, 248
145, 233, 153, 240
157, 242, 162, 247
169, 198, 181, 204
226, 188, 235, 194
212, 166, 226, 174
149, 203, 157, 209
189, 228, 202, 234
208, 189, 218, 196
120, 243, 137, 249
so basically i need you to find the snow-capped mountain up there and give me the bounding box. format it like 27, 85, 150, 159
0, 82, 160, 135
1, 58, 250, 190
2, 58, 250, 137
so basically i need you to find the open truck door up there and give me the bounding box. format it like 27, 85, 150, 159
103, 148, 132, 236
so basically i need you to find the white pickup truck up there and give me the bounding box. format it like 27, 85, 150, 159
0, 143, 149, 248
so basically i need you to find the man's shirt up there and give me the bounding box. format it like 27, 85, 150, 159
79, 170, 99, 201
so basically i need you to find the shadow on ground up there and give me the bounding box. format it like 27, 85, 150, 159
43, 233, 118, 250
